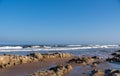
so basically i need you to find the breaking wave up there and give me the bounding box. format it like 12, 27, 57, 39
0, 44, 119, 52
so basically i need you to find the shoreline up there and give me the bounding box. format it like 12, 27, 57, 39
0, 57, 113, 76
0, 51, 120, 76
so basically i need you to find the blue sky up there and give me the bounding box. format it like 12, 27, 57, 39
0, 0, 120, 44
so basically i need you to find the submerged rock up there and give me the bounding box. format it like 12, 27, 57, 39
106, 50, 120, 62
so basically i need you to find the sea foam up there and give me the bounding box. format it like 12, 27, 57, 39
0, 45, 119, 52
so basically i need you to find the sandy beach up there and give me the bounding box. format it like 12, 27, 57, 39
0, 52, 117, 76
0, 58, 71, 76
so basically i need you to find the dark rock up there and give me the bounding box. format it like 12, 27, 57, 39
106, 50, 120, 62
68, 57, 94, 65
92, 56, 100, 59
91, 69, 120, 76
91, 61, 101, 67
91, 69, 104, 76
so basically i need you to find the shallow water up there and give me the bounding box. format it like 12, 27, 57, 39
67, 66, 91, 76
109, 62, 120, 70
0, 48, 119, 58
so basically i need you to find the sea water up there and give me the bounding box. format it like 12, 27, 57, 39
0, 45, 120, 70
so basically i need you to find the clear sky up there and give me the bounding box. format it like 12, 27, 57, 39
0, 0, 120, 45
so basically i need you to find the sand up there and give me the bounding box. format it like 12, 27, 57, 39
0, 58, 71, 76
0, 57, 113, 76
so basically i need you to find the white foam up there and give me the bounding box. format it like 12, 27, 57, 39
0, 45, 119, 52
0, 46, 23, 50
67, 45, 81, 47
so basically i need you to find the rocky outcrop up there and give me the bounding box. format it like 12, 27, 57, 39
0, 55, 38, 69
68, 56, 94, 65
27, 52, 43, 60
42, 52, 72, 59
92, 56, 102, 59
27, 64, 72, 76
106, 50, 120, 62
0, 52, 72, 69
91, 69, 120, 76
27, 52, 72, 59
91, 61, 101, 67
105, 69, 120, 76
91, 69, 105, 76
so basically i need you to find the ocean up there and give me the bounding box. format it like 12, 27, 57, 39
0, 44, 119, 58
0, 44, 120, 75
